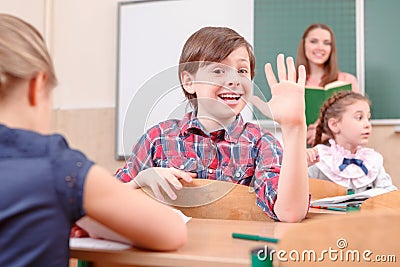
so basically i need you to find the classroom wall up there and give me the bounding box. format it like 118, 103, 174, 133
50, 0, 124, 172
51, 0, 118, 109
369, 126, 400, 188
1, 0, 399, 187
1, 0, 123, 172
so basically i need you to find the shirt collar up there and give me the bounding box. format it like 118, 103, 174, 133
180, 112, 245, 143
315, 139, 382, 188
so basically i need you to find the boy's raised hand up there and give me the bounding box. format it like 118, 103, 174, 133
249, 54, 306, 127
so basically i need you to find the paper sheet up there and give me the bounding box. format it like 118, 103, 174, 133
70, 209, 191, 250
70, 237, 132, 250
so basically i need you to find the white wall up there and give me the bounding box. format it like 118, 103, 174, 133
0, 0, 46, 38
0, 0, 119, 109
52, 0, 119, 109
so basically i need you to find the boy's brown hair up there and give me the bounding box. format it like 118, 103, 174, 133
178, 27, 255, 110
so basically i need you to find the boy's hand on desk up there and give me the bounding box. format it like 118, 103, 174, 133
249, 54, 306, 127
128, 167, 196, 202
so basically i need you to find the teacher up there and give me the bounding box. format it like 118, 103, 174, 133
295, 23, 359, 146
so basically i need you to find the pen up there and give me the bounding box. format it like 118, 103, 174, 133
312, 206, 346, 212
232, 233, 279, 243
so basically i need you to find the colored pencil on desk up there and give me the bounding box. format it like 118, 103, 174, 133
232, 233, 279, 243
312, 206, 347, 212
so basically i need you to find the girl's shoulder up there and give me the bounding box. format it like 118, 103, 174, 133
337, 72, 359, 92
337, 71, 357, 81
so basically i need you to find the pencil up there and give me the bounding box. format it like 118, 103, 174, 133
312, 206, 347, 212
232, 233, 279, 243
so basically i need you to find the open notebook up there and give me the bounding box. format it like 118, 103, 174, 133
70, 209, 191, 250
310, 188, 392, 207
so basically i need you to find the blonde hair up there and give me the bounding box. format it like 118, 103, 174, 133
295, 23, 338, 87
0, 14, 57, 96
314, 91, 370, 146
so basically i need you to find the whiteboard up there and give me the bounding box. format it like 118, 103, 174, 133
116, 0, 254, 159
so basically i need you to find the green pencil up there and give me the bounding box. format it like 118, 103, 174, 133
232, 233, 279, 243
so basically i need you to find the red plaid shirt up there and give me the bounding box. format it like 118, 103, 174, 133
116, 112, 283, 220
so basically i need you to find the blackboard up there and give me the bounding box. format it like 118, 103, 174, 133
365, 0, 400, 121
253, 0, 358, 120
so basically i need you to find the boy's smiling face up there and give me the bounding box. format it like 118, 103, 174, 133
182, 46, 252, 129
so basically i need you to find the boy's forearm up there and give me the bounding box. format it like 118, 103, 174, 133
274, 124, 309, 222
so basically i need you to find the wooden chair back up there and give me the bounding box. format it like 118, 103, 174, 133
277, 211, 400, 266
148, 179, 272, 221
143, 178, 347, 221
361, 190, 400, 212
309, 178, 347, 200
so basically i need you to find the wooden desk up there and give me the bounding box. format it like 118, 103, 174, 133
278, 211, 400, 267
70, 210, 343, 267
361, 190, 400, 211
71, 191, 399, 267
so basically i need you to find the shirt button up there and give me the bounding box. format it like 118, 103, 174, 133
208, 169, 213, 174
235, 172, 241, 178
179, 164, 185, 170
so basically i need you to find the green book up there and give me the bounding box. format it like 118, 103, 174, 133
305, 82, 352, 125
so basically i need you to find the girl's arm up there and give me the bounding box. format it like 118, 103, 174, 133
373, 166, 398, 191
83, 165, 187, 251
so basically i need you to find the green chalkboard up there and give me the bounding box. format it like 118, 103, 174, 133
365, 0, 400, 120
253, 0, 357, 120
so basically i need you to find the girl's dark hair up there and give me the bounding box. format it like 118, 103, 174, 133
313, 91, 370, 146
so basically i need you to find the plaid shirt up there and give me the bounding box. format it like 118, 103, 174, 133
116, 112, 283, 220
